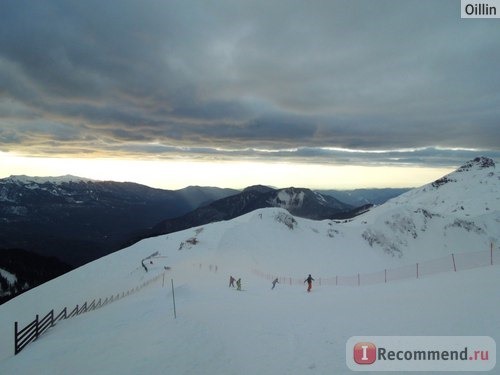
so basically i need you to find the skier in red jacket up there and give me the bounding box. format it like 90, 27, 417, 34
304, 274, 314, 292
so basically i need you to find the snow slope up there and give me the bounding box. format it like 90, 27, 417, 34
0, 157, 498, 374
352, 156, 500, 262
0, 207, 498, 374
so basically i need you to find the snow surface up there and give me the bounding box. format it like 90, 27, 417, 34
353, 158, 500, 262
0, 207, 498, 374
0, 158, 498, 374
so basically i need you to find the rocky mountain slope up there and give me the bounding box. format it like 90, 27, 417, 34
147, 185, 367, 239
353, 156, 499, 261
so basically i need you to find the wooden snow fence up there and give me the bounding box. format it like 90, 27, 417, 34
14, 273, 163, 355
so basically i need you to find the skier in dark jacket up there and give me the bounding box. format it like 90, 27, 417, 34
229, 275, 236, 288
304, 274, 314, 292
271, 278, 279, 290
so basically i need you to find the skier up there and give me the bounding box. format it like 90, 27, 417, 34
271, 278, 279, 290
236, 278, 242, 291
304, 274, 314, 292
229, 275, 236, 288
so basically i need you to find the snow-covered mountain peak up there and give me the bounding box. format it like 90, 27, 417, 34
430, 156, 496, 189
456, 156, 495, 172
6, 175, 94, 185
380, 156, 498, 209
353, 157, 499, 260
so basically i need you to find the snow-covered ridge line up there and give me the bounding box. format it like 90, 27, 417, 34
6, 175, 95, 185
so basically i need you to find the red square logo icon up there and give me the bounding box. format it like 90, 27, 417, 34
353, 342, 377, 365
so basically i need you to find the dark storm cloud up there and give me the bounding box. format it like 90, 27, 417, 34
0, 0, 499, 165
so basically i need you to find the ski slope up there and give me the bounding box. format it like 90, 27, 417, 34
0, 157, 498, 374
0, 206, 498, 374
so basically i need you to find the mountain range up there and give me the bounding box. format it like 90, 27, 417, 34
0, 171, 436, 303
0, 177, 237, 302
317, 187, 411, 206
0, 176, 237, 266
145, 185, 371, 240
0, 157, 497, 372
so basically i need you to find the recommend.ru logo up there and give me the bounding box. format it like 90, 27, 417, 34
353, 342, 377, 365
346, 336, 496, 372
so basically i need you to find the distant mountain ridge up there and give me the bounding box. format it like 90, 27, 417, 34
0, 176, 238, 303
6, 174, 95, 185
0, 175, 237, 266
147, 186, 369, 239
317, 188, 412, 206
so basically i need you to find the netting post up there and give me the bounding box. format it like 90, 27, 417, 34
384, 269, 387, 283
452, 253, 457, 272
171, 279, 177, 319
416, 263, 419, 279
357, 273, 360, 287
491, 243, 494, 266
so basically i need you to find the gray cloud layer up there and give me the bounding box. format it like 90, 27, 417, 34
1, 0, 499, 166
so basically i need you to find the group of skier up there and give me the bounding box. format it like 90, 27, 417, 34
228, 275, 242, 290
229, 274, 315, 292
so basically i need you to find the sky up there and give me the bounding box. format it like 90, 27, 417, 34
0, 0, 499, 190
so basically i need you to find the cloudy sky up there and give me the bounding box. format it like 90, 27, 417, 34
1, 0, 499, 189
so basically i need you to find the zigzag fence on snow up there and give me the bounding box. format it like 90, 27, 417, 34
253, 244, 499, 288
14, 272, 163, 356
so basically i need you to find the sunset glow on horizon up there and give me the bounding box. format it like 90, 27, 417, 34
1, 2, 498, 190
0, 152, 454, 190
